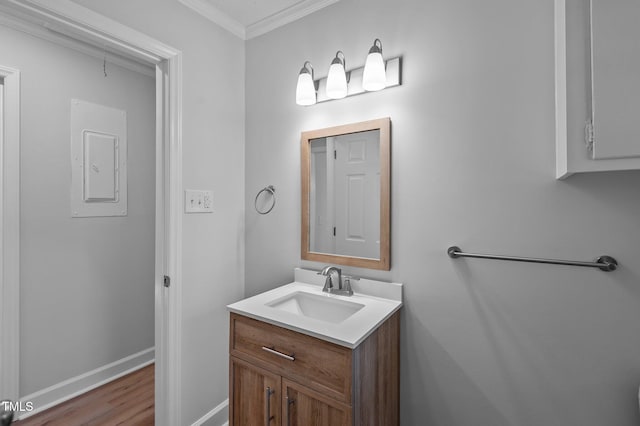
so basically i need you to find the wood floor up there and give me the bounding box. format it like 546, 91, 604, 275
15, 364, 154, 426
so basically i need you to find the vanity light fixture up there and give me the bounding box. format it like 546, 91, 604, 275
325, 51, 348, 99
295, 39, 401, 106
362, 39, 386, 91
295, 61, 316, 106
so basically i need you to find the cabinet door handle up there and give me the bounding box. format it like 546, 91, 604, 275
285, 395, 295, 426
261, 346, 295, 361
265, 387, 274, 425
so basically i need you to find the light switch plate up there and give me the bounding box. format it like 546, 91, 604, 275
185, 189, 213, 213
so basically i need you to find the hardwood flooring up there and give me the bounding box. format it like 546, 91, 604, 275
15, 364, 154, 426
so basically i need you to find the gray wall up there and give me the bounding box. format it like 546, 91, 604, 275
0, 25, 155, 395
245, 0, 640, 425
72, 0, 246, 423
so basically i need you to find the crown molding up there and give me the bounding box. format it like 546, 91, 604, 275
246, 0, 340, 39
177, 0, 245, 39
177, 0, 341, 40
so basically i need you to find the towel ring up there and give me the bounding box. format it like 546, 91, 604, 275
255, 185, 276, 215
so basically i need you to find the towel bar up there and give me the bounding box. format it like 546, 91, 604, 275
447, 246, 618, 272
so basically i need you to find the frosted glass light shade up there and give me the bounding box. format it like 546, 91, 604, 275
362, 51, 386, 91
326, 55, 347, 99
363, 39, 386, 91
296, 71, 316, 106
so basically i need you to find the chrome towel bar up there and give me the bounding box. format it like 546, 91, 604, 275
447, 246, 618, 272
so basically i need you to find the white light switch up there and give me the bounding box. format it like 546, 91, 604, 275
185, 189, 213, 213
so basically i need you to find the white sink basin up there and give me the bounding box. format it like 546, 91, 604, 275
227, 268, 403, 348
266, 291, 364, 324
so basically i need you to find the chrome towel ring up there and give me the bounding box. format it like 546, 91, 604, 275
255, 185, 276, 215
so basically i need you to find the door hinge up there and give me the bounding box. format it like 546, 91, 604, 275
585, 120, 594, 152
333, 227, 336, 236
334, 150, 337, 159
163, 275, 171, 288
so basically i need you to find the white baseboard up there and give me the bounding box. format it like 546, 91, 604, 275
191, 398, 229, 426
18, 347, 155, 420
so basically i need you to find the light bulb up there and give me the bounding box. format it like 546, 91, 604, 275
363, 39, 386, 91
296, 62, 316, 106
326, 51, 347, 99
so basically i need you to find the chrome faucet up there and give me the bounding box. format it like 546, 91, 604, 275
318, 266, 354, 296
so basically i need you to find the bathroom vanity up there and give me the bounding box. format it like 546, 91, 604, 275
227, 268, 402, 425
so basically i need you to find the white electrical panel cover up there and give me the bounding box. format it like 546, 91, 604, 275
71, 99, 127, 217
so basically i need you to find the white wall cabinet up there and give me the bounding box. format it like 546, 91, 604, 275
555, 0, 640, 178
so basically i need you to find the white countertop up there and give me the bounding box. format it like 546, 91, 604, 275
227, 268, 403, 348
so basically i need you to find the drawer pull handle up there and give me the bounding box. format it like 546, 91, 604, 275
261, 346, 295, 361
265, 387, 274, 425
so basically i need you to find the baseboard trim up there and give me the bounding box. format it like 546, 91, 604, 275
18, 347, 155, 420
191, 398, 229, 426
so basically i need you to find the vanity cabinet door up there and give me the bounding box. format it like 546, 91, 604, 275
283, 379, 352, 426
230, 357, 281, 426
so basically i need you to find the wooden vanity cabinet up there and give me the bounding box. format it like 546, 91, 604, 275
229, 312, 399, 426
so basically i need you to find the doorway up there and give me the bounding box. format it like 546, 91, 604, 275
13, 34, 154, 422
0, 3, 183, 425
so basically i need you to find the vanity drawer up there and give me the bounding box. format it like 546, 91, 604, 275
230, 313, 352, 403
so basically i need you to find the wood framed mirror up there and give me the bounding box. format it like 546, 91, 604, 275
301, 117, 390, 270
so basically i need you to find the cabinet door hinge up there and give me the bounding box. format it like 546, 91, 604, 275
585, 120, 595, 152
333, 227, 336, 236
334, 150, 337, 159
163, 275, 171, 288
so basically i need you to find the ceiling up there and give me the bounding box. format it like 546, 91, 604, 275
178, 0, 340, 40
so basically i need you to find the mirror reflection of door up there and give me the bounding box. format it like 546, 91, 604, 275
310, 138, 333, 254
309, 130, 380, 259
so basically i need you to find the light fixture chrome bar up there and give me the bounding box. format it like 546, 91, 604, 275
447, 246, 618, 272
315, 56, 401, 103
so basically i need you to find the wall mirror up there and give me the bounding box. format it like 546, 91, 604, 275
301, 117, 390, 270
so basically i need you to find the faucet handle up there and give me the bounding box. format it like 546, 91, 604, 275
341, 275, 356, 296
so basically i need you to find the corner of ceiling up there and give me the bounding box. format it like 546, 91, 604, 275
177, 0, 246, 40
245, 0, 341, 39
177, 0, 342, 41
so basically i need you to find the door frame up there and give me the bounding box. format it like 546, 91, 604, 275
0, 64, 20, 405
0, 1, 183, 424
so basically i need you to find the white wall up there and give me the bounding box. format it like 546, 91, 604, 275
71, 0, 246, 423
245, 0, 640, 425
0, 24, 155, 395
